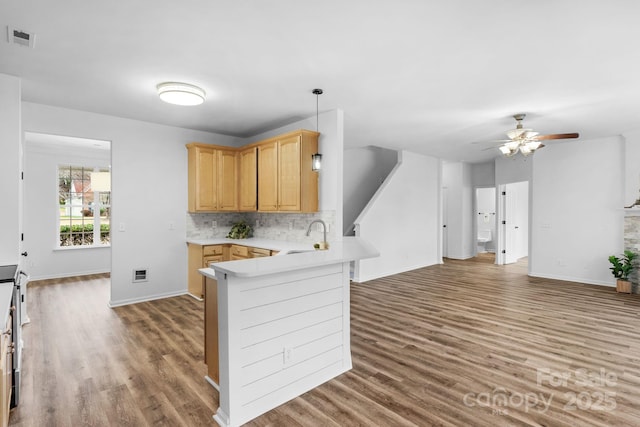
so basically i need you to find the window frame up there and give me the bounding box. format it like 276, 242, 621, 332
56, 164, 111, 249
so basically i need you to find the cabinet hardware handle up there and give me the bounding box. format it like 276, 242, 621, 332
2, 329, 11, 336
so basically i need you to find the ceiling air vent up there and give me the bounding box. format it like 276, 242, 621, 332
7, 26, 36, 48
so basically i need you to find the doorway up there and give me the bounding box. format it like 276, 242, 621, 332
22, 132, 112, 281
475, 187, 497, 261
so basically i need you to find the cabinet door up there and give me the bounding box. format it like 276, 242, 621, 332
0, 339, 5, 427
238, 147, 257, 211
257, 141, 279, 211
278, 135, 301, 211
204, 277, 219, 384
187, 244, 205, 299
195, 146, 218, 211
0, 316, 11, 427
218, 150, 238, 211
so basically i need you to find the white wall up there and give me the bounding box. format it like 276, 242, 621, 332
623, 130, 640, 207
355, 151, 440, 282
0, 74, 21, 265
495, 154, 532, 185
22, 102, 240, 306
442, 162, 474, 259
23, 138, 111, 279
245, 110, 344, 236
530, 136, 624, 286
471, 161, 495, 187
343, 146, 397, 235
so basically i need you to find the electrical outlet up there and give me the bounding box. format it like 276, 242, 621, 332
255, 219, 260, 228
283, 346, 294, 365
118, 223, 126, 232
212, 220, 217, 228
169, 222, 175, 230
288, 222, 293, 230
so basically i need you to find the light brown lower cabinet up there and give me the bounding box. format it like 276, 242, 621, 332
187, 244, 224, 299
198, 244, 275, 386
0, 314, 12, 427
204, 277, 219, 384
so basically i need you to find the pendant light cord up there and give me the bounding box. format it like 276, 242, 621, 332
312, 88, 323, 133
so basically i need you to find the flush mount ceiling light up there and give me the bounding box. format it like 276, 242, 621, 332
156, 82, 205, 106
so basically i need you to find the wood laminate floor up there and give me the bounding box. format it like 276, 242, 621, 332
9, 257, 640, 426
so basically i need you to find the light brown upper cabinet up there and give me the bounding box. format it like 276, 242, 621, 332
218, 149, 238, 211
257, 130, 319, 212
187, 144, 238, 212
187, 129, 318, 213
257, 141, 279, 211
238, 146, 258, 211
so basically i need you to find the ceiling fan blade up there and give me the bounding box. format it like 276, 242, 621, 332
533, 133, 579, 141
471, 139, 512, 145
481, 145, 501, 151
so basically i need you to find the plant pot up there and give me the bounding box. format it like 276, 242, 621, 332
616, 279, 632, 294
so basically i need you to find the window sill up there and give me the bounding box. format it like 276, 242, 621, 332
54, 244, 111, 251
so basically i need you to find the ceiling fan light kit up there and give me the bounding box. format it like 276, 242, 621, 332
157, 82, 206, 106
497, 114, 578, 158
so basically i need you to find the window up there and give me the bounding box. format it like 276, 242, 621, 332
58, 165, 111, 247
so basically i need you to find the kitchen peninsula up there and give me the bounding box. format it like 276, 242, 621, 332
198, 237, 378, 427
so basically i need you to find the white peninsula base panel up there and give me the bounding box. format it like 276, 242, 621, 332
212, 261, 352, 427
200, 237, 379, 426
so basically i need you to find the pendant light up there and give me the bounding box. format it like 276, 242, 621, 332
311, 88, 323, 171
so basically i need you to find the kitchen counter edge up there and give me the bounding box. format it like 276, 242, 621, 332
198, 237, 379, 279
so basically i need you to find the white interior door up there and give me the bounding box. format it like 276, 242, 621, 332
504, 185, 518, 264
442, 187, 448, 258
503, 181, 529, 264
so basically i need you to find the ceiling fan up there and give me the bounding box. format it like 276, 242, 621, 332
491, 114, 579, 157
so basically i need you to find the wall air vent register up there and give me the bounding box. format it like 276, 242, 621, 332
6, 26, 36, 48
132, 269, 148, 283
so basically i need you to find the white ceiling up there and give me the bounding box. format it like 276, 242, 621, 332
2, 1, 640, 163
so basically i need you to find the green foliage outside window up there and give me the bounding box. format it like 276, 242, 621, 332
59, 224, 110, 246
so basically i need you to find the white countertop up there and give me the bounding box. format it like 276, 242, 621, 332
199, 237, 379, 279
186, 237, 313, 254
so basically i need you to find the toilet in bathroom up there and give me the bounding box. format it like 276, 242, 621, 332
477, 229, 492, 253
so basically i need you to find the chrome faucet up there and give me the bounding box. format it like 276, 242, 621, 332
306, 219, 327, 246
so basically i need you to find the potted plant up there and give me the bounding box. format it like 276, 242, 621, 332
226, 221, 252, 239
608, 250, 637, 293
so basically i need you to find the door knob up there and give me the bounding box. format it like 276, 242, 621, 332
21, 251, 28, 257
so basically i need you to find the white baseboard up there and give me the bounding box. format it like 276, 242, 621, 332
108, 290, 188, 307
187, 292, 203, 302
204, 375, 219, 391
528, 271, 614, 288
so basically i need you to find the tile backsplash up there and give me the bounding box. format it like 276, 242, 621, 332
624, 214, 640, 293
186, 211, 336, 244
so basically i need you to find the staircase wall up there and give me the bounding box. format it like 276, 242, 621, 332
353, 151, 441, 282
343, 146, 397, 235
